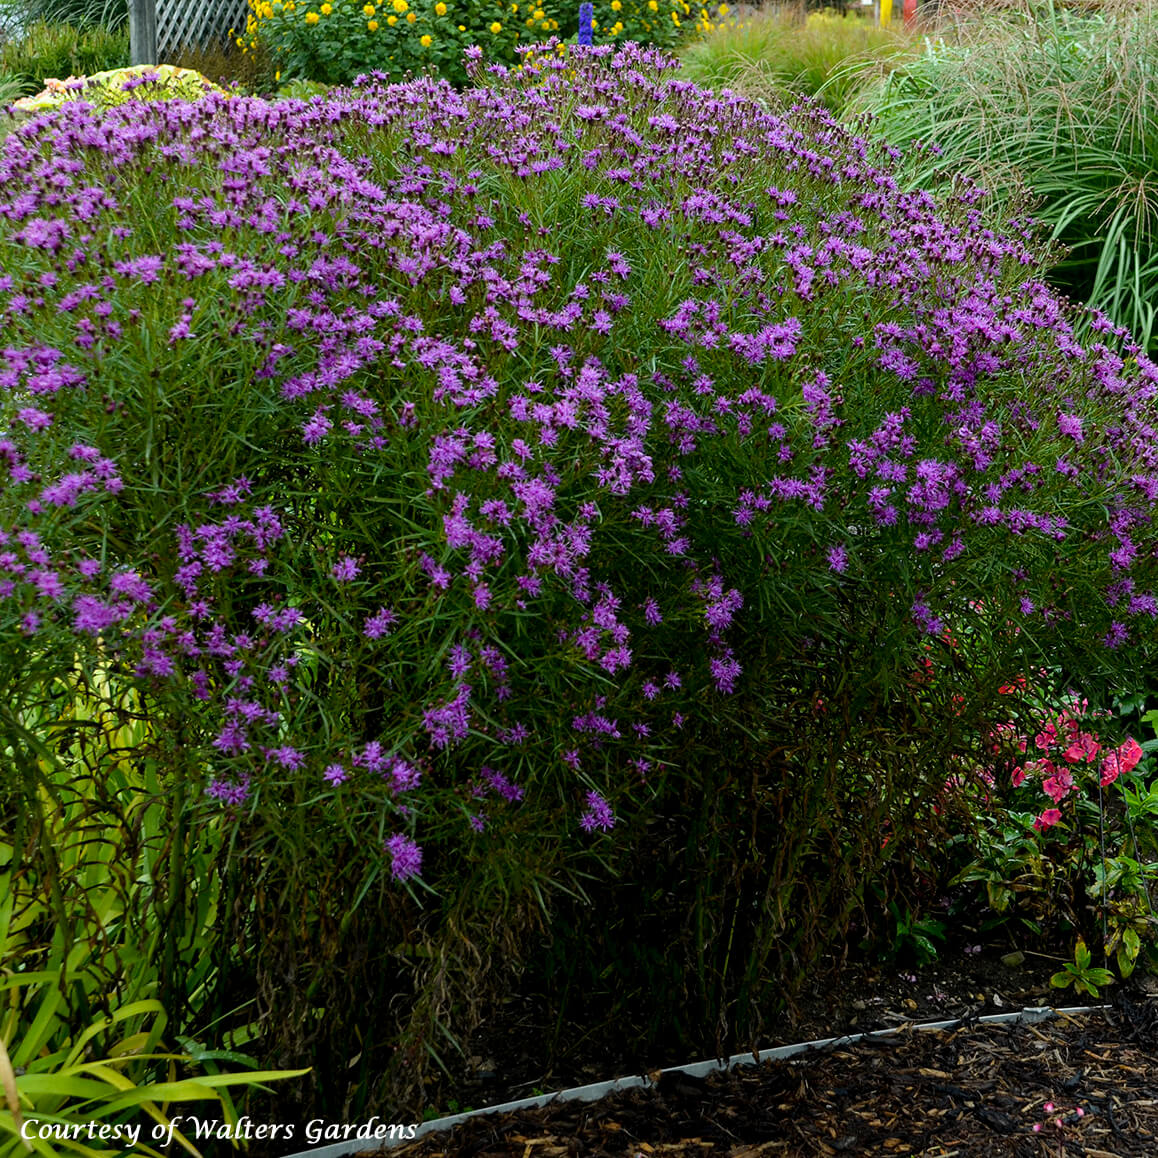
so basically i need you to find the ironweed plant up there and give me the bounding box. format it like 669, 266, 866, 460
4, 43, 1158, 1112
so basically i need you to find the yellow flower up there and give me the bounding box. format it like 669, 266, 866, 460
435, 1, 446, 12
648, 1, 657, 10
613, 19, 622, 29
305, 9, 319, 20
458, 23, 465, 28
406, 11, 416, 21
539, 18, 548, 26
611, 0, 620, 9
363, 3, 374, 13
490, 19, 501, 31
671, 10, 679, 23
387, 13, 397, 22
392, 0, 408, 11
321, 2, 331, 11
420, 31, 432, 43
367, 17, 379, 28
532, 5, 543, 14
717, 1, 727, 10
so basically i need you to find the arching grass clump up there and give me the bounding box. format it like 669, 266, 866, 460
4, 43, 1158, 1116
678, 5, 914, 112
852, 0, 1158, 353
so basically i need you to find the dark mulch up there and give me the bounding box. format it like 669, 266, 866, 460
374, 994, 1158, 1157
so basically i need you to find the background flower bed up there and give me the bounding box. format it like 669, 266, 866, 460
5, 22, 1158, 1151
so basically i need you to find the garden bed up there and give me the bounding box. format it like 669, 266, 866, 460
350, 992, 1158, 1157
264, 950, 1158, 1158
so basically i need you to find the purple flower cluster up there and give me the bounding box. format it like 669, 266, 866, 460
4, 44, 1158, 880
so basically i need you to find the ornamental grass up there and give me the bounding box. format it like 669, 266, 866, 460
853, 0, 1158, 354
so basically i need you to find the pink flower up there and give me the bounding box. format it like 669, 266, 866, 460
1100, 752, 1122, 787
1042, 768, 1074, 803
1034, 723, 1058, 751
1062, 732, 1100, 763
1011, 765, 1027, 788
1118, 736, 1143, 774
1034, 808, 1063, 831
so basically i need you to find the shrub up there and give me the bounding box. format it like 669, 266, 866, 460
5, 42, 1158, 1114
243, 0, 701, 86
679, 4, 913, 112
852, 0, 1158, 353
0, 18, 127, 95
242, 0, 562, 86
945, 680, 1158, 980
11, 63, 229, 111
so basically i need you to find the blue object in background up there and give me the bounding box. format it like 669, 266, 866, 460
578, 1, 593, 43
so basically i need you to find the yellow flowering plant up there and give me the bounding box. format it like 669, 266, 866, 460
248, 0, 558, 86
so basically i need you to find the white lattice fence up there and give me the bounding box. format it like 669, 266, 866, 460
157, 0, 248, 56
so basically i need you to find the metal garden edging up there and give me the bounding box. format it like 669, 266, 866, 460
278, 1003, 1108, 1158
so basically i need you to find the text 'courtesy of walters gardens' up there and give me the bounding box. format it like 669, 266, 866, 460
21, 1116, 420, 1148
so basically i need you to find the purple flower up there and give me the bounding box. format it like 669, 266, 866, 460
709, 650, 742, 694
391, 760, 421, 791
364, 606, 398, 639
386, 833, 423, 881
579, 789, 614, 832
331, 555, 360, 582
827, 545, 848, 573
206, 776, 251, 806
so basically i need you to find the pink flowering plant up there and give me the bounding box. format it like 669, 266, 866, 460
7, 43, 1158, 1111
950, 679, 1158, 979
